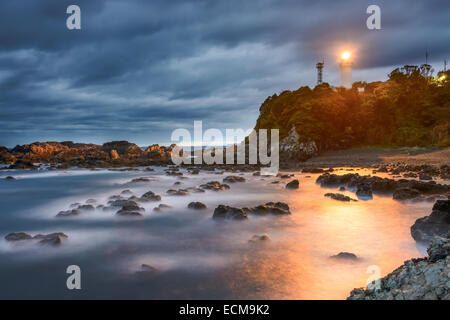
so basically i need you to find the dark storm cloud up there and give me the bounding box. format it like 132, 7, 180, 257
0, 0, 449, 146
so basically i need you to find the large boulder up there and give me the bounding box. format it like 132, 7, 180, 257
410, 200, 450, 244
279, 125, 318, 162
348, 232, 450, 300
285, 179, 299, 189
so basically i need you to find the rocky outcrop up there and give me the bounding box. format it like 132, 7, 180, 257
223, 176, 246, 183
393, 187, 421, 200
411, 200, 450, 244
139, 191, 161, 202
285, 179, 299, 189
279, 125, 318, 162
167, 189, 189, 196
153, 204, 172, 212
213, 205, 248, 220
56, 209, 81, 217
34, 233, 68, 246
242, 202, 291, 215
316, 173, 450, 200
187, 202, 207, 210
348, 232, 450, 300
5, 232, 33, 241
5, 232, 68, 246
330, 252, 358, 260
1, 140, 179, 169
324, 193, 357, 202
102, 141, 143, 158
199, 181, 230, 191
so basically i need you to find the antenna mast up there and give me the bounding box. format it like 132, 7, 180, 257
316, 60, 324, 85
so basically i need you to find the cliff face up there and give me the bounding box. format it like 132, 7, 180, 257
348, 232, 450, 300
279, 125, 318, 162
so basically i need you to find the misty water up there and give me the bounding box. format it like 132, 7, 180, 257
0, 167, 434, 299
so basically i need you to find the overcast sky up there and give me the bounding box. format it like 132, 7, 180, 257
0, 0, 448, 147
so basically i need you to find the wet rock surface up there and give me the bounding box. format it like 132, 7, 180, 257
411, 200, 450, 244
199, 181, 230, 191
213, 205, 248, 220
139, 191, 161, 202
324, 193, 357, 202
242, 202, 291, 215
153, 204, 172, 212
5, 232, 68, 246
223, 176, 246, 183
166, 189, 190, 196
330, 252, 358, 261
348, 232, 450, 300
187, 202, 207, 210
285, 179, 299, 189
1, 141, 178, 169
317, 173, 450, 200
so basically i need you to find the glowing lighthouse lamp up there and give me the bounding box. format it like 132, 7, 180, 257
339, 51, 353, 88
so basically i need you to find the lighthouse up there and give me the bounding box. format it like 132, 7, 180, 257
339, 51, 353, 88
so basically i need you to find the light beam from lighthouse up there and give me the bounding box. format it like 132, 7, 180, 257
339, 51, 353, 88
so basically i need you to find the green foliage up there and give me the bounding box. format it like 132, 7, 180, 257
253, 65, 450, 150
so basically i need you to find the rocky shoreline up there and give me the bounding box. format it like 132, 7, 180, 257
348, 231, 450, 300
0, 141, 177, 169
1, 144, 449, 299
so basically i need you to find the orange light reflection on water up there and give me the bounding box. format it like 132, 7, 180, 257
224, 168, 432, 299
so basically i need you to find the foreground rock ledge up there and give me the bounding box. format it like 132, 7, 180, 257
347, 231, 450, 300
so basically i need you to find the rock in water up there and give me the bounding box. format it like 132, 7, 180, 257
285, 179, 299, 189
348, 232, 450, 300
242, 202, 291, 215
199, 181, 230, 191
324, 193, 356, 202
248, 234, 270, 244
153, 204, 172, 212
411, 200, 450, 244
5, 232, 68, 246
223, 176, 246, 183
356, 182, 373, 199
279, 125, 318, 162
213, 205, 248, 220
34, 233, 68, 246
56, 209, 81, 217
393, 187, 421, 200
330, 252, 358, 261
139, 191, 161, 202
187, 202, 207, 210
5, 232, 33, 241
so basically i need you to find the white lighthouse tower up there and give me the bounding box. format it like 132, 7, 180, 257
339, 51, 353, 88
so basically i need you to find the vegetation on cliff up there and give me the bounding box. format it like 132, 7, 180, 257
254, 65, 450, 151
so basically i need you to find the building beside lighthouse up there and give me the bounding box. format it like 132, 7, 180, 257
339, 51, 353, 88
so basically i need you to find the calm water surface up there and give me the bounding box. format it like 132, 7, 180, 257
0, 167, 433, 299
